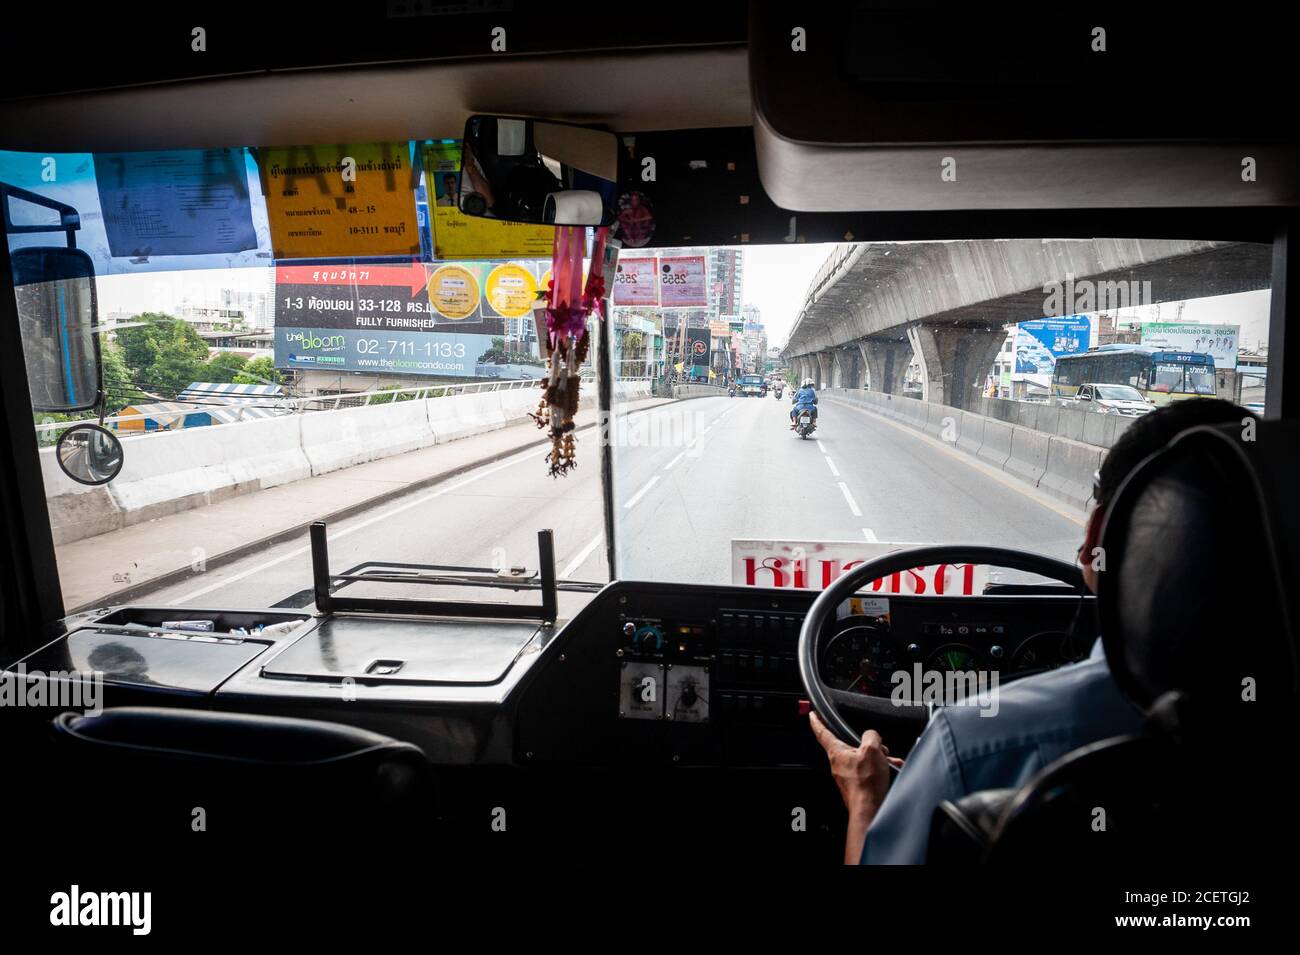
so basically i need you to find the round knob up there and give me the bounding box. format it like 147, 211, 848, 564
990, 645, 1004, 659
622, 622, 636, 638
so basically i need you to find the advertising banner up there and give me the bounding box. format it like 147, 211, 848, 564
611, 256, 659, 306
258, 143, 421, 259
274, 258, 549, 376
686, 327, 711, 368
422, 141, 555, 260
1014, 315, 1091, 375
658, 255, 708, 307
731, 539, 989, 596
274, 326, 492, 377
1141, 322, 1239, 369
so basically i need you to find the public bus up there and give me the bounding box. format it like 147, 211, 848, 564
0, 2, 1294, 926
1052, 344, 1217, 405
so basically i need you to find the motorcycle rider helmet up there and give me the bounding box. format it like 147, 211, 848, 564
802, 378, 815, 387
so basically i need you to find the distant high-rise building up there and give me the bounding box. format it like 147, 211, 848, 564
709, 248, 744, 317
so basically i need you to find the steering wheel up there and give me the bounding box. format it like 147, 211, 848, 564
797, 545, 1087, 746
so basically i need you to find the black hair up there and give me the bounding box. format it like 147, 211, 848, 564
1096, 398, 1255, 507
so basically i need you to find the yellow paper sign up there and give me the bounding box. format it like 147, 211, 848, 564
485, 263, 539, 318
424, 142, 556, 260
428, 264, 481, 319
259, 143, 420, 259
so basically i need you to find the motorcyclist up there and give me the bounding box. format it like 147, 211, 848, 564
789, 378, 818, 429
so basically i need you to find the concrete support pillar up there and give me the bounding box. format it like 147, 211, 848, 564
815, 352, 835, 390
858, 337, 911, 395
833, 348, 861, 389
907, 323, 1007, 410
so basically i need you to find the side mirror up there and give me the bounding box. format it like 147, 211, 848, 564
458, 115, 618, 226
56, 423, 123, 486
10, 246, 102, 413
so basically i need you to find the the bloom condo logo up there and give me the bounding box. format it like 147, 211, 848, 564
284, 328, 347, 365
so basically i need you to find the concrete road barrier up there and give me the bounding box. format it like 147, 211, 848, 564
956, 411, 985, 457
302, 401, 433, 475
977, 418, 1015, 469
1004, 427, 1051, 486
42, 382, 657, 545
1040, 436, 1105, 510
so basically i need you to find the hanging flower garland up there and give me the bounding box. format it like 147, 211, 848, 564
530, 225, 609, 477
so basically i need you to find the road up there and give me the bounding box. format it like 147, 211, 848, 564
135, 394, 1085, 610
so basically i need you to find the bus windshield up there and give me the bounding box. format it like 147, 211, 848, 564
1186, 364, 1218, 395
0, 138, 1274, 607
1151, 362, 1187, 392
1094, 385, 1144, 401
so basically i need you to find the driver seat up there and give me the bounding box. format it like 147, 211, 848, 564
927, 418, 1300, 863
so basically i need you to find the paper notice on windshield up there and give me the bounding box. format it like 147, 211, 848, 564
658, 255, 708, 307
93, 149, 257, 259
731, 540, 988, 596
612, 256, 659, 305
259, 142, 420, 259
423, 141, 555, 260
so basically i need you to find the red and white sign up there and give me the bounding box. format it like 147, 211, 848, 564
730, 539, 989, 596
657, 255, 708, 307
611, 256, 660, 306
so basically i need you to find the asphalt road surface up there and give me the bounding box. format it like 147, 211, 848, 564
134, 394, 1085, 610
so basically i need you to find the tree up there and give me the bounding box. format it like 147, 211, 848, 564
115, 315, 209, 397
203, 351, 249, 384
99, 336, 135, 411
232, 356, 281, 387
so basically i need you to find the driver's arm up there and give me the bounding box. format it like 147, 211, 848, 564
811, 709, 965, 864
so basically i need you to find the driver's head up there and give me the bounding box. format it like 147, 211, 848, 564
1078, 397, 1255, 592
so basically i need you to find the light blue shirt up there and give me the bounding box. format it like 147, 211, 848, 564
860, 638, 1144, 864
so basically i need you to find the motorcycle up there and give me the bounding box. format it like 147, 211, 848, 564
727, 384, 736, 397
794, 408, 816, 439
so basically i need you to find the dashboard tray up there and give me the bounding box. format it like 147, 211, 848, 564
259, 616, 541, 686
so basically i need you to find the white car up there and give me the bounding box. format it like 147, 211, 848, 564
1071, 383, 1154, 416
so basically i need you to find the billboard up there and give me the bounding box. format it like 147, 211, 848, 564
686, 327, 711, 376
1140, 322, 1239, 369
1014, 315, 1091, 375
274, 259, 548, 377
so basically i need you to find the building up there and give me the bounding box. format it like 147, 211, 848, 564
708, 248, 743, 317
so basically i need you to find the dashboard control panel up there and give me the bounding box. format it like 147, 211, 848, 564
513, 582, 1094, 767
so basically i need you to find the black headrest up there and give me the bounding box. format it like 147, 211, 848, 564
1098, 419, 1300, 721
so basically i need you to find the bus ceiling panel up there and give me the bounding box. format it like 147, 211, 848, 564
750, 4, 1300, 213
0, 49, 750, 153
754, 110, 1300, 213
0, 3, 748, 101
751, 5, 1300, 145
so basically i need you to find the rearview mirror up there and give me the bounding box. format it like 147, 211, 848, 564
10, 246, 102, 413
56, 423, 123, 486
459, 115, 618, 226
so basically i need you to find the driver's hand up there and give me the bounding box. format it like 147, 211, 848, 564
809, 713, 894, 815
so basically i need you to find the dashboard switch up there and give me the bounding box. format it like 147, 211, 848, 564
797, 699, 812, 716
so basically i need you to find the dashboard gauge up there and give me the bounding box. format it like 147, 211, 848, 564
1009, 631, 1077, 676
822, 625, 896, 695
927, 644, 978, 674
